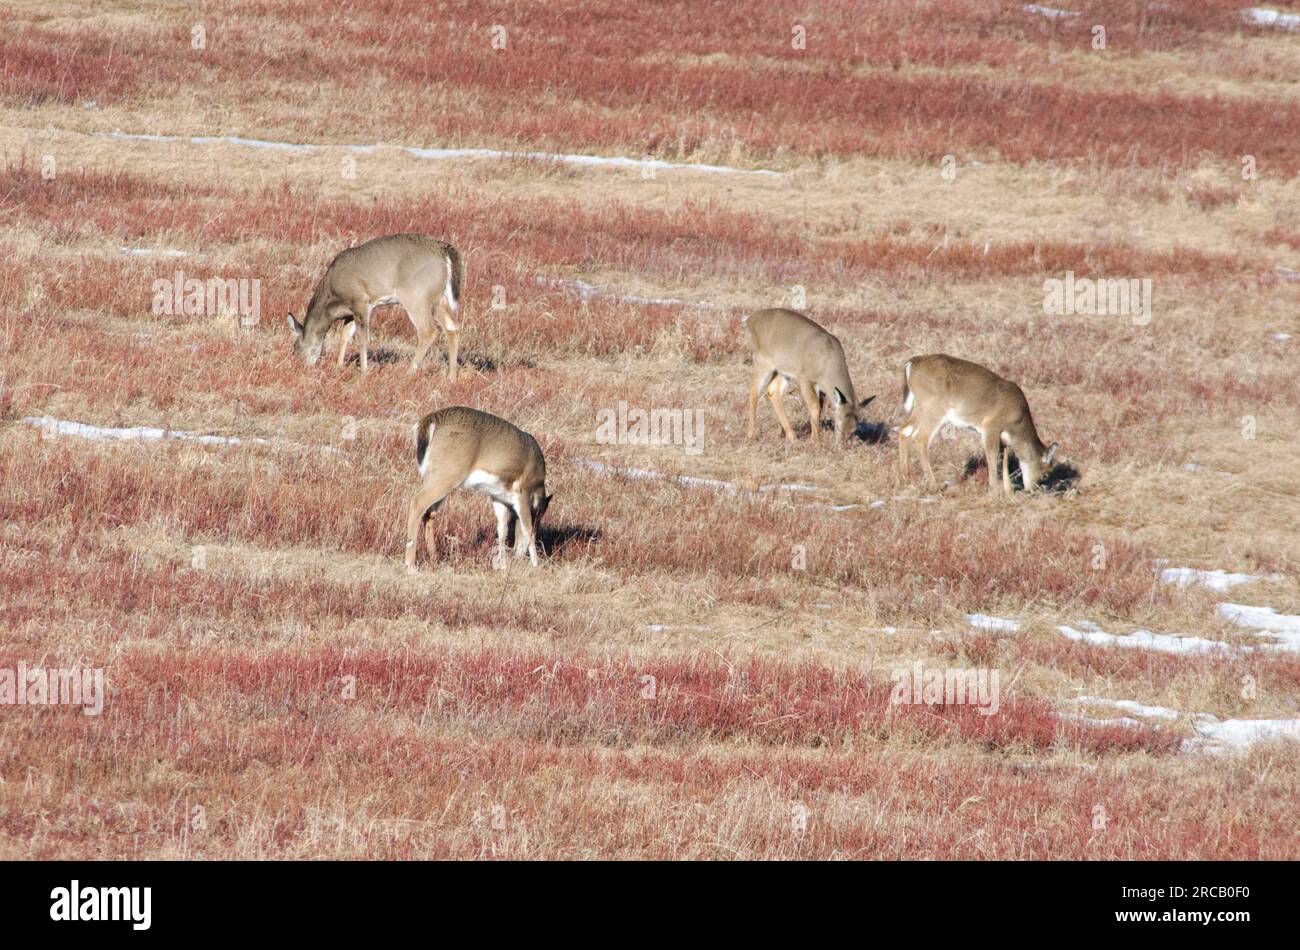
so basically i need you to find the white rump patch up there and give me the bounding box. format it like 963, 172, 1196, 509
418, 420, 437, 478
444, 254, 458, 311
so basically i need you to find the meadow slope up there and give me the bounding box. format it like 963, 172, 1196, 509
1, 0, 1298, 858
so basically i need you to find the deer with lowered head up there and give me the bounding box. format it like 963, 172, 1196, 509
744, 307, 875, 446
287, 233, 462, 379
898, 354, 1058, 495
405, 407, 552, 571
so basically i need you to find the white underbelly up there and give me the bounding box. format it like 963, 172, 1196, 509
462, 468, 515, 506
940, 409, 981, 433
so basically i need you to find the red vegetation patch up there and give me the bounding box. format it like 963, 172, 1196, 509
0, 22, 145, 105
4, 3, 1297, 170
107, 643, 1178, 755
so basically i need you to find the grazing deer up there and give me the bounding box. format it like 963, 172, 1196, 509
743, 308, 875, 446
898, 354, 1057, 495
405, 407, 552, 571
287, 233, 462, 379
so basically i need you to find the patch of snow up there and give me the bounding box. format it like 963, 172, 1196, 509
1064, 696, 1300, 753
1219, 603, 1300, 652
23, 416, 263, 447
119, 246, 188, 258
1188, 717, 1300, 753
966, 614, 1020, 632
1159, 566, 1281, 591
537, 276, 719, 310
20, 416, 338, 454
1070, 696, 1180, 720
1058, 623, 1234, 656
1243, 7, 1300, 30
1023, 4, 1080, 19
96, 130, 780, 176
1055, 711, 1146, 729
1181, 462, 1233, 476
576, 459, 822, 497
1271, 332, 1291, 341
645, 623, 712, 633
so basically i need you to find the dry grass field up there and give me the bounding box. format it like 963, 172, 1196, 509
1, 0, 1299, 859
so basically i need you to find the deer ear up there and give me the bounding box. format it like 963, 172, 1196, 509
286, 312, 303, 336
833, 387, 849, 406
1043, 442, 1058, 466
859, 394, 876, 409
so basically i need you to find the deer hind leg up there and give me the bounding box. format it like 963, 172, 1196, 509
914, 419, 942, 489
435, 296, 460, 383
765, 376, 798, 441
404, 471, 463, 571
748, 366, 776, 440
492, 501, 516, 570
348, 303, 371, 372
403, 294, 440, 374
336, 319, 357, 367
798, 380, 822, 442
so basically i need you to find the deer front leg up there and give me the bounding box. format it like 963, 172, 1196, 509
1002, 440, 1014, 495
336, 320, 356, 367
514, 496, 539, 567
982, 429, 1003, 495
492, 501, 514, 570
799, 380, 822, 443
351, 307, 371, 372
